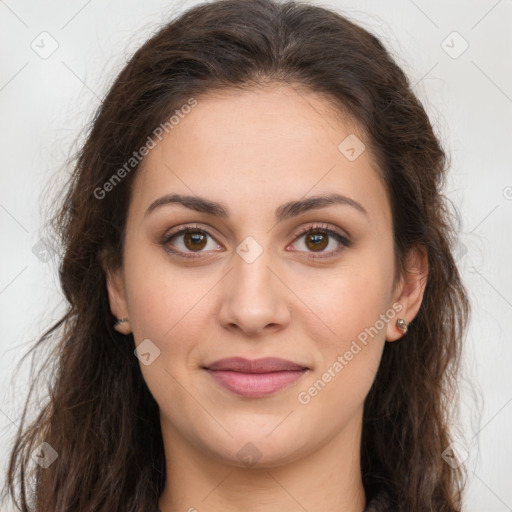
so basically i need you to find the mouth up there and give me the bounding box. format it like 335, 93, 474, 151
202, 357, 309, 397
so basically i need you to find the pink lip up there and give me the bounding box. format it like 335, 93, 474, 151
203, 357, 309, 397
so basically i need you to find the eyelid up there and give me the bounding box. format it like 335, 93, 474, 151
161, 223, 221, 243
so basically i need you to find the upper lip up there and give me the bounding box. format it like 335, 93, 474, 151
203, 357, 308, 373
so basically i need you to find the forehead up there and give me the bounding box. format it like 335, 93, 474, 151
130, 84, 391, 229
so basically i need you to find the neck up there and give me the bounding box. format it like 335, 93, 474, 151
158, 409, 367, 512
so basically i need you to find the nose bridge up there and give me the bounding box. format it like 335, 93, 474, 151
235, 248, 273, 297
218, 239, 290, 335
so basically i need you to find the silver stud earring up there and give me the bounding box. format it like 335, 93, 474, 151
114, 317, 131, 334
396, 318, 408, 334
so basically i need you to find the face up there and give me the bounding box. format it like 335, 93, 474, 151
106, 84, 422, 469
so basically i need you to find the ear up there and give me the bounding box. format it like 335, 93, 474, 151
386, 245, 428, 342
100, 248, 131, 335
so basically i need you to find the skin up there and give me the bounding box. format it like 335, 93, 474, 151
105, 83, 428, 512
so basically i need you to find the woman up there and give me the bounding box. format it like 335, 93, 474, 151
2, 0, 470, 510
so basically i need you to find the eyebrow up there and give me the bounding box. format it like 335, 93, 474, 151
144, 192, 368, 221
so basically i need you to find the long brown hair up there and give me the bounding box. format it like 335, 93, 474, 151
2, 1, 471, 510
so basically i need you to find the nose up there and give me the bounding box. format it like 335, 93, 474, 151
218, 250, 291, 337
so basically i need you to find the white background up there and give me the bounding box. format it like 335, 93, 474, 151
1, 1, 511, 510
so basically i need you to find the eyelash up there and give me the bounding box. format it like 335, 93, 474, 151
159, 223, 351, 260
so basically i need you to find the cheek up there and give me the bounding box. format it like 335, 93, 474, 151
122, 238, 198, 329
122, 248, 209, 412
121, 242, 225, 391
298, 244, 395, 397
294, 270, 391, 426
304, 264, 393, 344
315, 283, 388, 390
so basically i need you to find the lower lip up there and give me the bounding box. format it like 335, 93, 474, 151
205, 369, 307, 397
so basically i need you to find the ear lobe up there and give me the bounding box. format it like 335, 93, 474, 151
386, 246, 428, 342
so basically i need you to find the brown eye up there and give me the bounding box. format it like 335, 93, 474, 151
183, 231, 208, 251
289, 225, 350, 259
305, 232, 329, 252
161, 225, 223, 258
